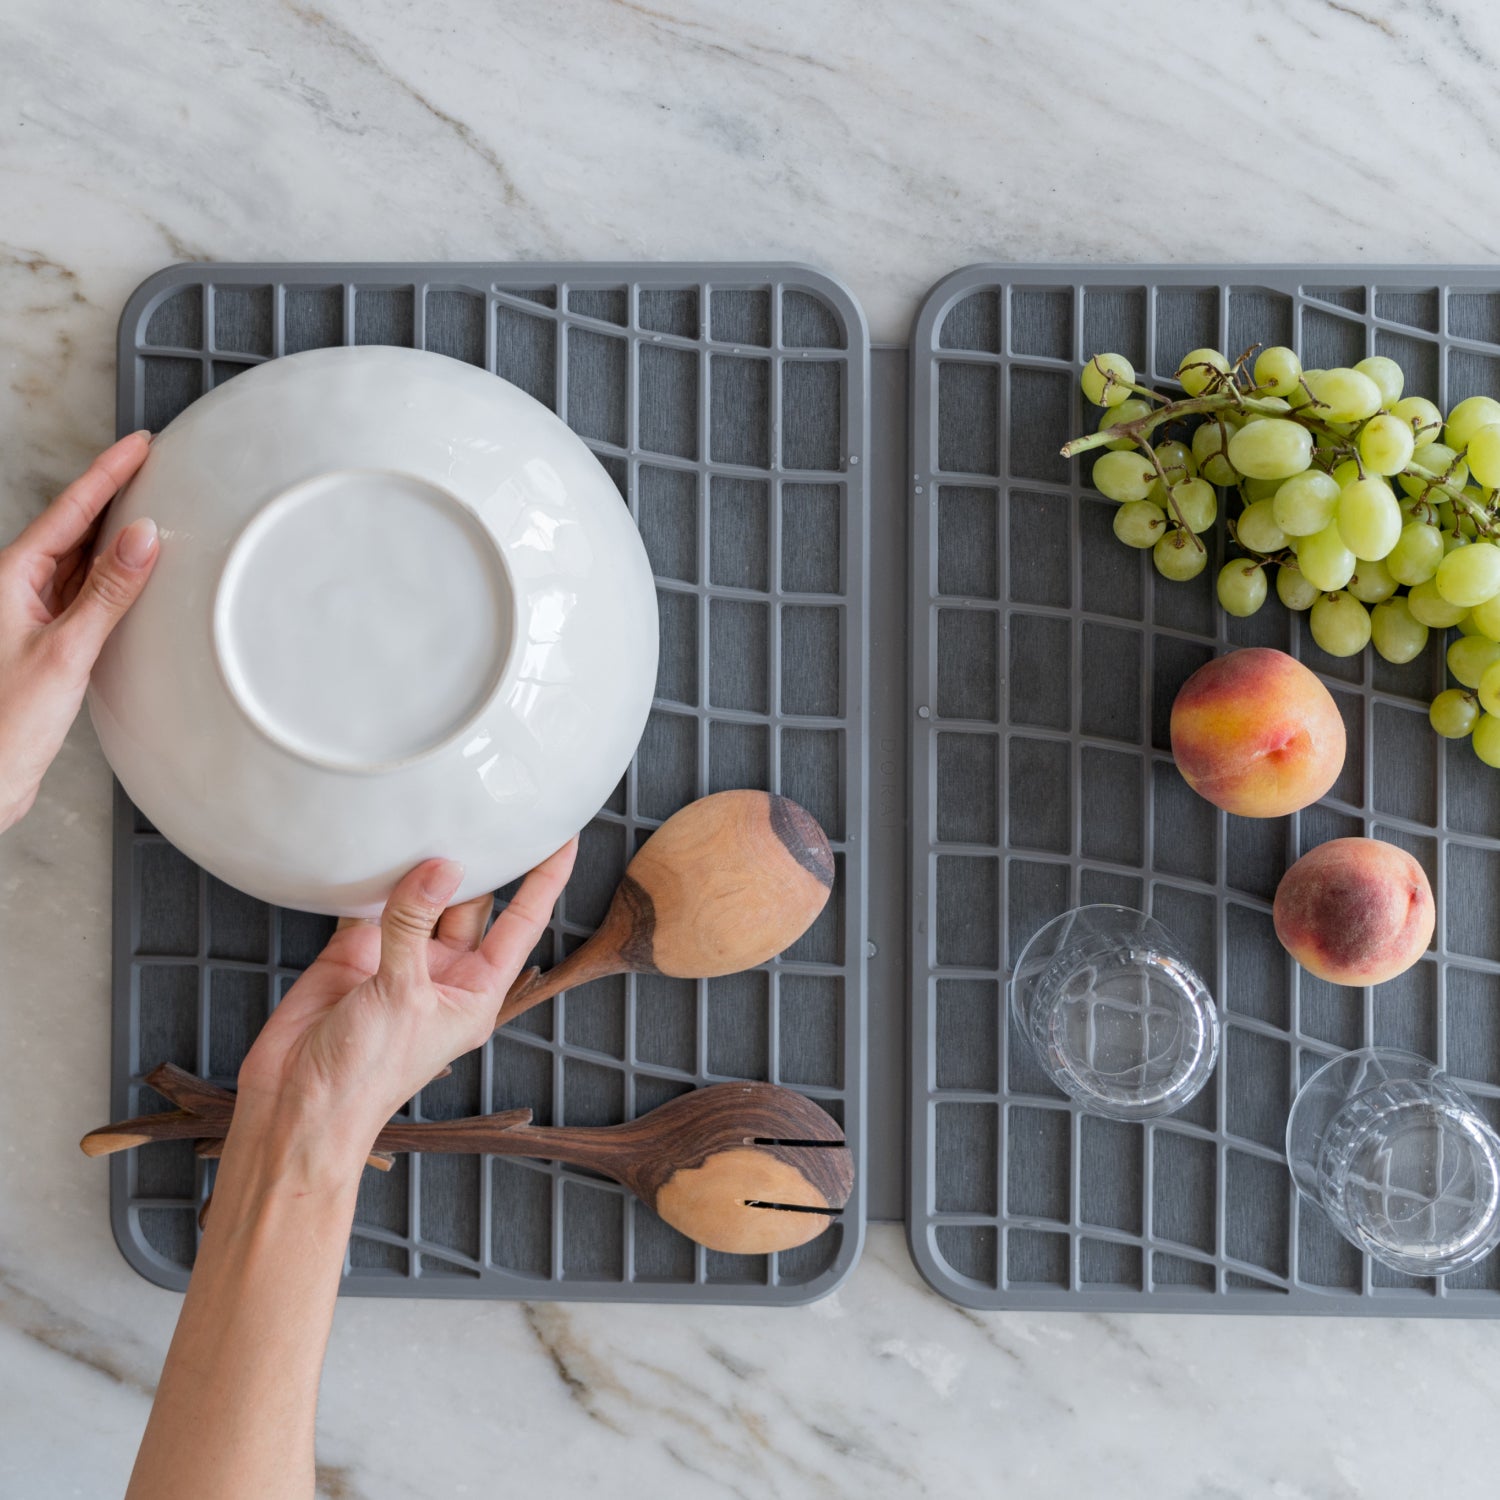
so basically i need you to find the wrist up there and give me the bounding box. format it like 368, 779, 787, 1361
214, 1094, 374, 1214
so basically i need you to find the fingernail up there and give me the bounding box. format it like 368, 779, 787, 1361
116, 517, 158, 569
421, 859, 464, 903
132, 428, 153, 444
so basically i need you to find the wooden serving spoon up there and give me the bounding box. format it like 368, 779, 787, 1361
83, 1065, 853, 1255
496, 789, 834, 1029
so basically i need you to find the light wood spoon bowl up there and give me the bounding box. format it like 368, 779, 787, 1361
496, 789, 833, 1028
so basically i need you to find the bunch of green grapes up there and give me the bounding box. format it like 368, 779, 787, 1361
1072, 347, 1500, 766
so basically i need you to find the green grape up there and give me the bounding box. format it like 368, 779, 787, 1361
1113, 500, 1166, 549
1336, 476, 1402, 560
1399, 442, 1468, 497
1098, 397, 1153, 450
1465, 423, 1500, 487
1154, 529, 1208, 580
1310, 590, 1372, 657
1392, 395, 1443, 449
1358, 412, 1416, 477
1153, 439, 1197, 481
1254, 345, 1302, 397
1430, 688, 1480, 739
1460, 613, 1489, 636
1348, 557, 1398, 603
1217, 560, 1267, 617
1177, 348, 1230, 396
1386, 521, 1445, 585
1370, 597, 1428, 663
1298, 521, 1357, 592
1473, 714, 1500, 767
1444, 528, 1473, 555
1273, 470, 1341, 535
1303, 367, 1382, 423
1481, 661, 1500, 716
1082, 353, 1136, 408
1191, 421, 1228, 464
1240, 476, 1281, 503
1446, 633, 1500, 688
1168, 478, 1217, 533
1446, 395, 1500, 452
1408, 579, 1470, 628
1436, 540, 1500, 606
1470, 592, 1500, 639
1330, 459, 1361, 487
1354, 356, 1405, 407
1191, 420, 1239, 486
1276, 563, 1319, 611
1228, 419, 1314, 480
1235, 498, 1286, 554
1093, 450, 1157, 503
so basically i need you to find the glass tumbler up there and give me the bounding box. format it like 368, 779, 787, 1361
1009, 905, 1220, 1121
1286, 1048, 1500, 1277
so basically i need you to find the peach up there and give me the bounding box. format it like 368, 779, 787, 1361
1273, 837, 1434, 986
1170, 647, 1345, 817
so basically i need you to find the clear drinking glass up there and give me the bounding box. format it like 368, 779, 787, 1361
1286, 1048, 1500, 1277
1009, 905, 1220, 1121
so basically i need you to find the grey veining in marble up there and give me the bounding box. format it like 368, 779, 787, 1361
5, 0, 1500, 1494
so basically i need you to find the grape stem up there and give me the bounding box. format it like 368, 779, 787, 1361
1403, 460, 1499, 537
1118, 379, 1174, 407
1063, 391, 1296, 458
1062, 387, 1356, 456
1135, 437, 1205, 552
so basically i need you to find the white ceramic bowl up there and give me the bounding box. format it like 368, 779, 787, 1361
89, 346, 659, 916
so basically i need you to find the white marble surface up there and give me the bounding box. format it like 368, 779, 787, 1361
6, 0, 1500, 1494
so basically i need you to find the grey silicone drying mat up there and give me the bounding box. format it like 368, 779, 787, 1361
908, 265, 1500, 1315
109, 261, 869, 1305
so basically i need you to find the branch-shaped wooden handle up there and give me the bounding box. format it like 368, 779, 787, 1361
81, 1064, 534, 1168
495, 940, 626, 1028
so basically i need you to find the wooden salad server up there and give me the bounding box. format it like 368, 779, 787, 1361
83, 1066, 852, 1255
495, 789, 834, 1029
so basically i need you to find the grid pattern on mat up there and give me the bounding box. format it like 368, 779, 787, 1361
111, 263, 868, 1304
909, 266, 1500, 1314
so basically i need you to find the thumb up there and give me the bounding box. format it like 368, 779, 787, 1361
53, 518, 159, 663
377, 859, 465, 988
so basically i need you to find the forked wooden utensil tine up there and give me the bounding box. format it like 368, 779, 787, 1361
83, 1074, 852, 1255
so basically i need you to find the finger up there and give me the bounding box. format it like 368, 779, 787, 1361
479, 838, 577, 977
435, 892, 492, 952
45, 518, 158, 667
18, 432, 151, 559
377, 859, 465, 989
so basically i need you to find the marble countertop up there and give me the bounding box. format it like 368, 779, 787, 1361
5, 0, 1500, 1494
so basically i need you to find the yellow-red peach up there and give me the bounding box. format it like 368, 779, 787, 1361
1169, 647, 1345, 817
1273, 837, 1434, 986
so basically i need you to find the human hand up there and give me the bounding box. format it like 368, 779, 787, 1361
233, 842, 578, 1173
0, 431, 158, 830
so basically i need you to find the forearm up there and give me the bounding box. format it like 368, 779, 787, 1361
126, 1106, 371, 1500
